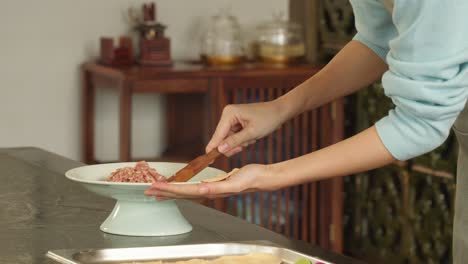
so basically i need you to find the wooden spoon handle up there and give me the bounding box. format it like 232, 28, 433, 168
167, 149, 222, 183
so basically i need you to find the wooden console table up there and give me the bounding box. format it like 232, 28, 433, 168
82, 62, 323, 163
81, 61, 345, 253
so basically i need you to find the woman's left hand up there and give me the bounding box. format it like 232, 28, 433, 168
144, 164, 274, 201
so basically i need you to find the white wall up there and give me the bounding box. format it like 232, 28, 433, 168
0, 0, 288, 161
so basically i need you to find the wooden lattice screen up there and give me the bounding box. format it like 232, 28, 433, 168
208, 76, 344, 251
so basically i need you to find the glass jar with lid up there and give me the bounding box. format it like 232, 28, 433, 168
200, 10, 245, 66
256, 13, 305, 64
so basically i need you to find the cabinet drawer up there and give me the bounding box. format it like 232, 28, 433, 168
133, 79, 209, 93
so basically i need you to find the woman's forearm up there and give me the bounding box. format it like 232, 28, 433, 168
275, 40, 388, 120
262, 126, 395, 190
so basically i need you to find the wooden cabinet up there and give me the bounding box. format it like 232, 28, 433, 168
82, 62, 344, 252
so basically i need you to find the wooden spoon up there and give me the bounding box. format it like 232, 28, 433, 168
167, 149, 222, 183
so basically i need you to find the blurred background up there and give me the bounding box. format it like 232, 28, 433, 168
0, 0, 287, 161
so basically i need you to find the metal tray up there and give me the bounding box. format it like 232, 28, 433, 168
46, 242, 332, 264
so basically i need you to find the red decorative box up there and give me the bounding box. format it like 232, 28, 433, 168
99, 37, 133, 67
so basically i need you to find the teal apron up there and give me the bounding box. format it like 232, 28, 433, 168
453, 103, 468, 263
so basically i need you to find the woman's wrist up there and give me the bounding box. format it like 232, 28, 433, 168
253, 162, 288, 191
271, 95, 301, 124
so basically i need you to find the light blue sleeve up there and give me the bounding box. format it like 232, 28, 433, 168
374, 1, 468, 160
349, 0, 397, 62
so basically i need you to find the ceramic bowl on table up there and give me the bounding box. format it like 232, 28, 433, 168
65, 162, 224, 237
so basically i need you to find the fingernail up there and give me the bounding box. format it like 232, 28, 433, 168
199, 186, 209, 194
218, 143, 229, 153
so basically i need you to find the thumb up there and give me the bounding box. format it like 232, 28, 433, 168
218, 129, 252, 153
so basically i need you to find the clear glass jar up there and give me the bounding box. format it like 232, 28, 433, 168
256, 13, 305, 64
200, 10, 245, 65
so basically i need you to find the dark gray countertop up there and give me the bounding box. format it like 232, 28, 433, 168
0, 147, 362, 264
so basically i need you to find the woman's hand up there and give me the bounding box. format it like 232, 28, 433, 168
207, 100, 289, 156
144, 164, 277, 201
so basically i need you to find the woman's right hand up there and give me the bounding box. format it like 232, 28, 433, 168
206, 100, 288, 156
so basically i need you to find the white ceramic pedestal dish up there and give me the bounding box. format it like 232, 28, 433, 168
65, 162, 224, 237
